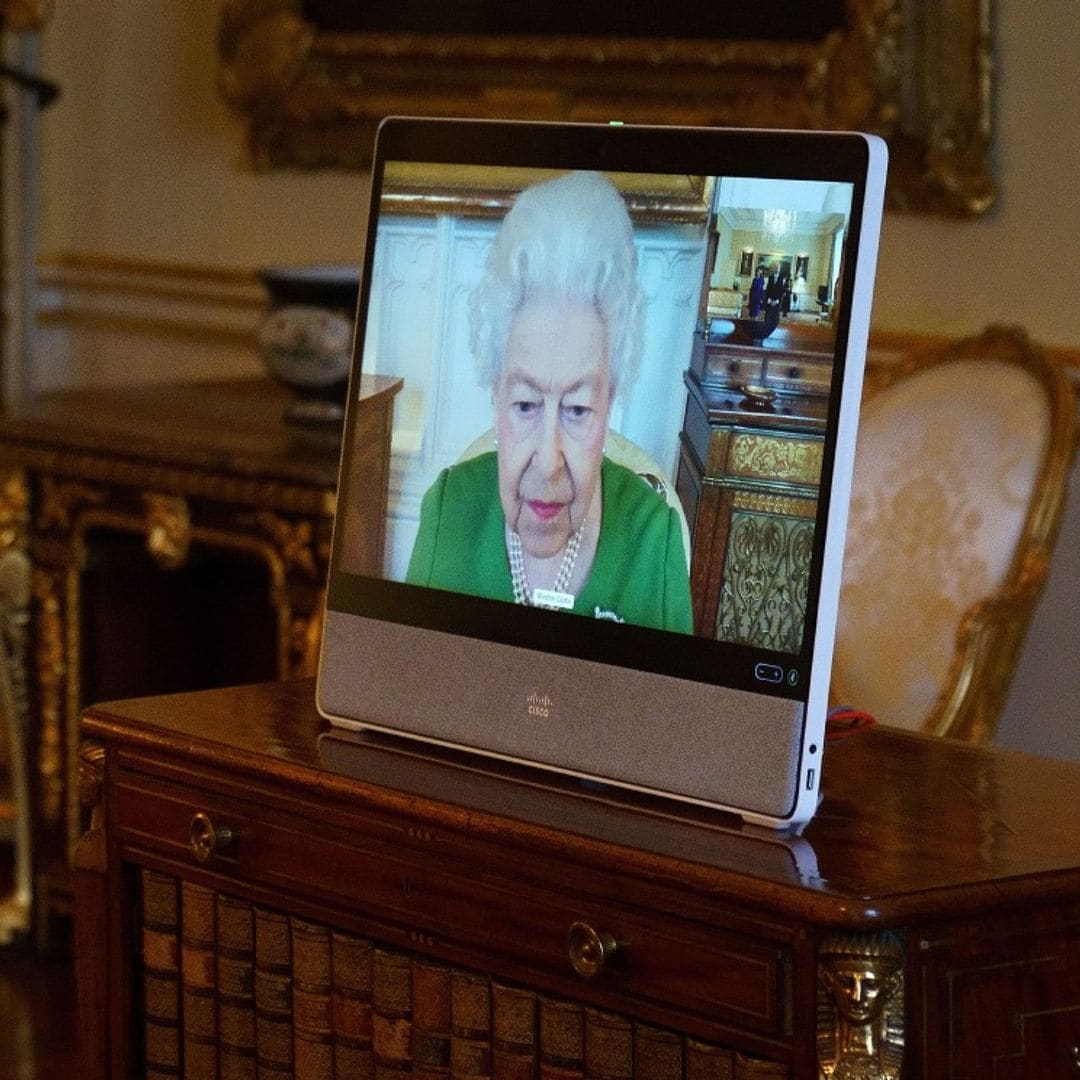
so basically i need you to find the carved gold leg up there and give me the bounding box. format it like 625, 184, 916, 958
0, 586, 33, 943
817, 933, 905, 1079
0, 470, 33, 945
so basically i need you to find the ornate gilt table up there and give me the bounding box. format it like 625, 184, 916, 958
0, 374, 400, 942
76, 678, 1080, 1078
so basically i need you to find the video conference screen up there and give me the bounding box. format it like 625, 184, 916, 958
333, 161, 855, 693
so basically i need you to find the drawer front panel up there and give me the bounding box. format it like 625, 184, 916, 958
113, 771, 790, 1037
761, 355, 833, 396
700, 350, 767, 388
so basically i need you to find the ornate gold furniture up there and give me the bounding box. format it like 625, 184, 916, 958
0, 374, 401, 941
833, 326, 1079, 743
76, 678, 1080, 1078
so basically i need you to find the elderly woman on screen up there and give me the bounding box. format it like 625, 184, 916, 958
406, 171, 692, 634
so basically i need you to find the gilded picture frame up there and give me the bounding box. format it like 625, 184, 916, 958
217, 0, 995, 216
0, 0, 54, 31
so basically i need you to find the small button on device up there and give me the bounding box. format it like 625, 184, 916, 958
754, 662, 784, 684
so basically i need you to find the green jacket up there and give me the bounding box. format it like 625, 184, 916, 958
406, 452, 692, 633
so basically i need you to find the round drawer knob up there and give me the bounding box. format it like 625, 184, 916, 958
189, 812, 235, 862
567, 921, 618, 978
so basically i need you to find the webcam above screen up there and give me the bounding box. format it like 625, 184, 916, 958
319, 117, 886, 830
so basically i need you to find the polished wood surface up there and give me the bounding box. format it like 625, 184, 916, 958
78, 680, 1080, 1078
81, 678, 1080, 924
0, 375, 394, 489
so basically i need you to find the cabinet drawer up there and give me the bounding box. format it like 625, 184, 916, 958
112, 768, 791, 1039
699, 349, 767, 388
760, 354, 833, 396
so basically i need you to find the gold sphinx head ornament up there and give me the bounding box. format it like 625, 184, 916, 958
818, 933, 904, 1079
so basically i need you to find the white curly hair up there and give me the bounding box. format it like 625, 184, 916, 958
468, 171, 645, 401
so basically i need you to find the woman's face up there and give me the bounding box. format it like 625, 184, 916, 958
494, 296, 612, 559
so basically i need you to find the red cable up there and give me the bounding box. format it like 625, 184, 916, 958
825, 706, 877, 741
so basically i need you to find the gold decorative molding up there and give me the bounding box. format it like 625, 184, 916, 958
216, 0, 995, 216
0, 469, 30, 555
0, 470, 31, 759
818, 932, 905, 1079
729, 433, 824, 485
0, 545, 31, 764
11, 444, 335, 518
143, 493, 192, 571
241, 509, 319, 578
732, 491, 818, 519
30, 567, 65, 825
381, 163, 711, 224
0, 469, 32, 944
22, 487, 324, 856
25, 481, 327, 689
0, 0, 53, 32
218, 0, 315, 111
37, 476, 106, 532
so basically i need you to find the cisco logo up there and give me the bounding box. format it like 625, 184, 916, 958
526, 692, 553, 718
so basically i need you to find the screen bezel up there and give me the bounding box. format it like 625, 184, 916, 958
326, 118, 876, 705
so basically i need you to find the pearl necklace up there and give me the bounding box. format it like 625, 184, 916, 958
507, 525, 583, 610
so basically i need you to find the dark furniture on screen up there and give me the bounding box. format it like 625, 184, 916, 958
76, 679, 1080, 1078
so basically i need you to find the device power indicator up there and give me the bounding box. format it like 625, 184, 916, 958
754, 662, 784, 684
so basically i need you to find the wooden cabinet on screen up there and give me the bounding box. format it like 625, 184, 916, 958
75, 679, 1080, 1079
677, 316, 833, 646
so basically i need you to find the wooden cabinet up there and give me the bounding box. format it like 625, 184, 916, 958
681, 240, 847, 645
0, 375, 400, 940
677, 364, 826, 644
77, 679, 1080, 1078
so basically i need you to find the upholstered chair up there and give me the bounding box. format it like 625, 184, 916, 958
832, 326, 1079, 743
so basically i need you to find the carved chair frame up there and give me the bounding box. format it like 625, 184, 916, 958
847, 326, 1079, 743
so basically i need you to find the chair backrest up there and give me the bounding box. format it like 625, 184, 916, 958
456, 428, 692, 571
832, 326, 1079, 743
